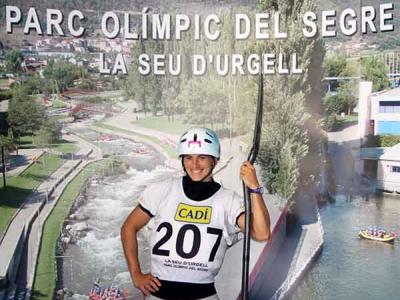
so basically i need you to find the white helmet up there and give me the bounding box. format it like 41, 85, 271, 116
177, 127, 220, 159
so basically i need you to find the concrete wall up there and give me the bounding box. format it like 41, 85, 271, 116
358, 82, 373, 140
214, 205, 287, 300
248, 207, 287, 291
271, 211, 324, 300
247, 207, 288, 299
0, 227, 26, 290
0, 157, 84, 300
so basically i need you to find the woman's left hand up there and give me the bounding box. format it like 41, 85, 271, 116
240, 161, 260, 189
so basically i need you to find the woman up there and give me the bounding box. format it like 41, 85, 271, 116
121, 127, 270, 300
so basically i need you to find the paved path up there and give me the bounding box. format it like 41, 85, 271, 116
90, 124, 177, 169
23, 134, 102, 299
328, 123, 359, 147
328, 124, 361, 195
6, 149, 44, 176
0, 134, 102, 300
101, 100, 253, 173
104, 101, 179, 149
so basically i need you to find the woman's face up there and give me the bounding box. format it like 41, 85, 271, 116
183, 154, 215, 182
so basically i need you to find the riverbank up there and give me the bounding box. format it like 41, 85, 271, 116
0, 134, 101, 300
32, 157, 124, 300
270, 212, 324, 300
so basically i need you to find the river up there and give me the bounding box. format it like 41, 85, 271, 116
59, 127, 176, 300
290, 193, 400, 300
61, 166, 176, 300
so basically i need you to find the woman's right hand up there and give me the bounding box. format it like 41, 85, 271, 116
133, 272, 161, 296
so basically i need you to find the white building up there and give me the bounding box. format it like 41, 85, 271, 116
370, 87, 400, 135
377, 143, 400, 193
358, 82, 400, 193
358, 83, 400, 138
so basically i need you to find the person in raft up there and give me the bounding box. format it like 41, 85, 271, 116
121, 127, 271, 300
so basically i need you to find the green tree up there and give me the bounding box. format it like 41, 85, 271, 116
0, 90, 13, 101
254, 0, 324, 209
43, 119, 61, 142
337, 80, 357, 115
259, 0, 279, 10
273, 141, 299, 209
322, 54, 359, 129
32, 119, 61, 152
7, 87, 45, 137
177, 78, 228, 128
43, 60, 84, 92
339, 61, 358, 115
21, 76, 52, 95
7, 128, 17, 154
258, 81, 309, 199
323, 53, 348, 77
124, 16, 166, 117
361, 57, 389, 92
124, 38, 155, 116
323, 93, 345, 115
0, 134, 15, 158
5, 49, 23, 73
33, 127, 52, 150
163, 84, 181, 121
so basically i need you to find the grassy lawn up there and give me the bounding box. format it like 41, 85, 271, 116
92, 121, 176, 158
333, 114, 358, 130
51, 140, 78, 154
0, 154, 65, 235
18, 136, 77, 153
31, 159, 113, 300
19, 135, 35, 149
337, 113, 358, 123
133, 115, 192, 135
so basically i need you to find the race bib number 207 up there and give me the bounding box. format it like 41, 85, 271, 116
152, 203, 224, 262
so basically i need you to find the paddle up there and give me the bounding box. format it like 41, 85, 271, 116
240, 70, 264, 300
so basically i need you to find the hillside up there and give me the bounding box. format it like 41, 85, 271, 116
315, 0, 400, 52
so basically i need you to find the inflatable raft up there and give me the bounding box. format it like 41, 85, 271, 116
358, 230, 396, 243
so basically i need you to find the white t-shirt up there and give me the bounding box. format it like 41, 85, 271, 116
139, 177, 244, 284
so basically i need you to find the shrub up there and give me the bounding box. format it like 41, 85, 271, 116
324, 113, 337, 131
364, 134, 400, 147
0, 90, 13, 101
379, 135, 400, 147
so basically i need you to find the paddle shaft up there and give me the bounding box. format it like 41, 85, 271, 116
240, 72, 264, 300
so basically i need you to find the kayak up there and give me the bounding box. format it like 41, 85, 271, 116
358, 230, 396, 243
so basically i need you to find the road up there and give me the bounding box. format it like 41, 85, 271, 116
328, 123, 360, 196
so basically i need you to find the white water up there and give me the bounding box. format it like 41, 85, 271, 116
63, 166, 178, 298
